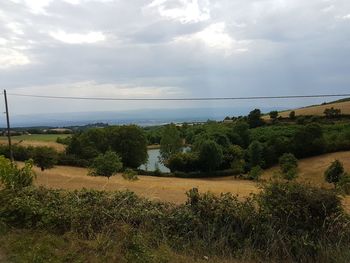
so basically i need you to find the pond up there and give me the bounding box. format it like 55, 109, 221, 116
139, 149, 170, 173
139, 147, 191, 173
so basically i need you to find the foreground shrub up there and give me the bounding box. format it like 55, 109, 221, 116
0, 156, 36, 189
0, 181, 349, 262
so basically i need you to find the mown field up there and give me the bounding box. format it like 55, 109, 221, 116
0, 134, 70, 152
29, 151, 350, 211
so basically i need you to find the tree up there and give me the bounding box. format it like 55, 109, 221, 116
109, 125, 148, 168
248, 140, 264, 168
160, 124, 182, 162
198, 140, 223, 171
293, 123, 325, 157
279, 153, 298, 180
248, 109, 264, 128
325, 160, 345, 187
248, 166, 262, 181
269, 111, 278, 120
89, 150, 123, 179
33, 146, 58, 171
223, 145, 245, 174
289, 111, 296, 120
232, 121, 250, 147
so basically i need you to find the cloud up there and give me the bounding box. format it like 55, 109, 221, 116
0, 48, 30, 69
149, 0, 210, 23
49, 30, 106, 44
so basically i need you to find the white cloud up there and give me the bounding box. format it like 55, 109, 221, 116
0, 48, 30, 69
149, 0, 210, 23
6, 22, 24, 35
342, 14, 350, 20
10, 0, 53, 15
49, 30, 106, 44
175, 22, 249, 53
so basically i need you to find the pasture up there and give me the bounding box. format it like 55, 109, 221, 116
31, 151, 350, 211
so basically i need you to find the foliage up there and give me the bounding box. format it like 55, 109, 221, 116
247, 108, 264, 128
269, 111, 278, 120
324, 107, 341, 118
338, 173, 350, 195
247, 140, 264, 168
324, 160, 345, 187
0, 156, 36, 189
88, 151, 123, 179
293, 123, 325, 157
166, 152, 199, 173
159, 124, 182, 162
122, 168, 139, 181
33, 146, 58, 171
289, 110, 296, 120
198, 140, 223, 171
248, 166, 262, 181
0, 181, 349, 262
279, 153, 298, 180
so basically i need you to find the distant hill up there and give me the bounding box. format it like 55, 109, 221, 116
275, 98, 350, 118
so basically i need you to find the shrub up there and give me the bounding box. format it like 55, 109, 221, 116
198, 140, 223, 172
122, 169, 139, 181
248, 166, 262, 181
338, 174, 350, 195
279, 153, 298, 180
166, 152, 199, 173
0, 156, 36, 189
289, 111, 296, 120
88, 151, 123, 179
324, 160, 345, 187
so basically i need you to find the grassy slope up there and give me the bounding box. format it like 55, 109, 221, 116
278, 100, 350, 118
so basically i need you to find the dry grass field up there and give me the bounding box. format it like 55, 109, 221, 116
0, 139, 66, 152
264, 100, 350, 119
29, 151, 350, 210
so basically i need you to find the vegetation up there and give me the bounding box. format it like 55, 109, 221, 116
33, 146, 58, 171
279, 153, 298, 180
159, 124, 182, 162
88, 151, 123, 179
122, 168, 139, 181
0, 156, 36, 189
0, 178, 349, 262
324, 160, 346, 187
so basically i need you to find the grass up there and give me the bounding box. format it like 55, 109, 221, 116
0, 134, 70, 142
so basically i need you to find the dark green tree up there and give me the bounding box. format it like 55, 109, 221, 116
160, 124, 182, 162
289, 111, 296, 120
89, 150, 123, 179
324, 107, 341, 118
248, 140, 264, 168
33, 146, 58, 171
248, 109, 264, 128
325, 160, 345, 187
198, 140, 223, 171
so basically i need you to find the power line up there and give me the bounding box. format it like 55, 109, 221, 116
6, 92, 350, 101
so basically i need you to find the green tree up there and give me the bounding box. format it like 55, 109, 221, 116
160, 124, 182, 162
33, 146, 58, 171
293, 123, 325, 157
248, 140, 264, 168
279, 153, 298, 180
269, 111, 278, 120
248, 166, 262, 181
248, 109, 264, 128
0, 156, 36, 189
198, 140, 223, 171
89, 150, 123, 179
324, 107, 341, 118
109, 125, 148, 168
232, 121, 250, 147
325, 160, 345, 187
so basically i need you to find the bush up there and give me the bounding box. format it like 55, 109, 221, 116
0, 156, 36, 189
166, 152, 199, 173
88, 151, 123, 179
279, 153, 298, 180
247, 166, 262, 181
198, 140, 223, 172
122, 169, 139, 181
324, 160, 345, 187
338, 174, 350, 195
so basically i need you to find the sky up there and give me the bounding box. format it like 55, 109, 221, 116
0, 0, 350, 116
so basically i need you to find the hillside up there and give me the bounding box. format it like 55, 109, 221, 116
276, 99, 350, 118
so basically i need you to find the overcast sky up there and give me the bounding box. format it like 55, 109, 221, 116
0, 0, 350, 115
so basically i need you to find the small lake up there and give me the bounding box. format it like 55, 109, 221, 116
139, 147, 191, 173
139, 149, 170, 173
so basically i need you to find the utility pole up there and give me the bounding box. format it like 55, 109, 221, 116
4, 90, 14, 162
